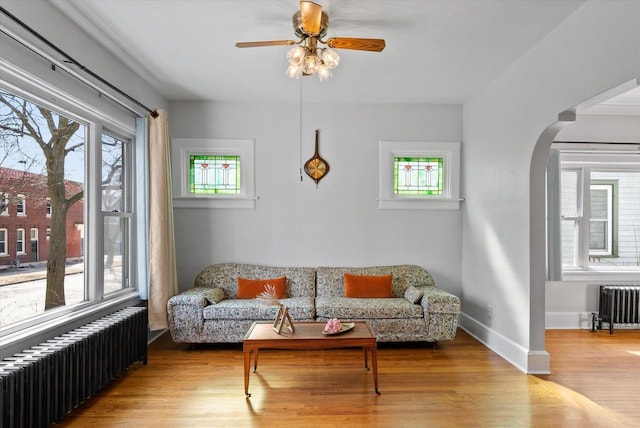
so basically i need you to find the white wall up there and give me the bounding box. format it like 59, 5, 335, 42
168, 101, 463, 297
461, 0, 640, 373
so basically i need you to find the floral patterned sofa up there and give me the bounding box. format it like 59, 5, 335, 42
167, 263, 460, 344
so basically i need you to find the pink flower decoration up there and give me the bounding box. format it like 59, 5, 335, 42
325, 318, 342, 333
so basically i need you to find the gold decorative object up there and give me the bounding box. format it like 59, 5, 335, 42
304, 129, 329, 187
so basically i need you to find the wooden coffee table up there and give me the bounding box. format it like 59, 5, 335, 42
243, 321, 379, 396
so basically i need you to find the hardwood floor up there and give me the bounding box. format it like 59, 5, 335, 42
57, 328, 640, 427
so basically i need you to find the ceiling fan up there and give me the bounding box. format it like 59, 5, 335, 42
235, 1, 386, 80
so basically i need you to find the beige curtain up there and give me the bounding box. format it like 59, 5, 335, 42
148, 110, 178, 330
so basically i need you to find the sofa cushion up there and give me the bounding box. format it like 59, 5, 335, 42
344, 273, 393, 298
315, 296, 423, 320
404, 286, 424, 304
316, 265, 435, 298
237, 276, 287, 299
202, 297, 315, 321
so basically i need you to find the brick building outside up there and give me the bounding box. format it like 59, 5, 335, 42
0, 167, 83, 268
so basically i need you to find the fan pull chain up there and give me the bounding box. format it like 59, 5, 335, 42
299, 77, 304, 182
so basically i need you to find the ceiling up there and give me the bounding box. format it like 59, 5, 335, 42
48, 0, 630, 107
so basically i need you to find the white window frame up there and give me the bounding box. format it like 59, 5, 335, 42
45, 198, 52, 217
0, 193, 8, 215
171, 138, 256, 209
589, 183, 614, 257
378, 140, 462, 210
16, 194, 25, 216
16, 228, 25, 255
101, 130, 134, 294
0, 228, 7, 256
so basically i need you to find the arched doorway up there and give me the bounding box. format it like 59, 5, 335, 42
529, 79, 640, 372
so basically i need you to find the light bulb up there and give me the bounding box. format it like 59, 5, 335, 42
317, 63, 331, 81
303, 55, 320, 75
287, 46, 305, 66
286, 64, 303, 79
322, 49, 340, 69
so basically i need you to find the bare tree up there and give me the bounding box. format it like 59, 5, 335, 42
0, 91, 83, 309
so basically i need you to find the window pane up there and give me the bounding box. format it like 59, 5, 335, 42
394, 157, 444, 195
590, 171, 640, 266
0, 89, 85, 326
589, 221, 607, 251
590, 188, 608, 219
189, 154, 241, 194
561, 170, 578, 217
104, 216, 128, 293
561, 220, 579, 266
589, 184, 612, 256
0, 229, 6, 254
102, 134, 125, 212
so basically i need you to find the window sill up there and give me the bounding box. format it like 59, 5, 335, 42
377, 197, 463, 210
173, 196, 258, 209
562, 269, 640, 282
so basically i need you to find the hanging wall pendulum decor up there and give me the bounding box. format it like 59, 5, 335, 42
304, 129, 330, 187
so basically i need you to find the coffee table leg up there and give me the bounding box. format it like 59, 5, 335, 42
370, 347, 380, 395
254, 349, 260, 373
363, 347, 369, 370
244, 349, 252, 397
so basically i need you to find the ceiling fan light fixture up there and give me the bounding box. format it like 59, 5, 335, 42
238, 1, 384, 82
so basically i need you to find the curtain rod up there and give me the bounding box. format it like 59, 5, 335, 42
0, 5, 159, 119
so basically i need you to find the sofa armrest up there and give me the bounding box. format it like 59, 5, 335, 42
167, 287, 226, 343
420, 287, 460, 314
169, 287, 226, 306
420, 288, 460, 341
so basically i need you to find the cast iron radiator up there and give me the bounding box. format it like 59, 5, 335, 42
595, 285, 640, 334
0, 306, 147, 428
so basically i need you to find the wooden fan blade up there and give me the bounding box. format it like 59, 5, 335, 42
300, 1, 323, 36
326, 37, 386, 52
235, 40, 297, 48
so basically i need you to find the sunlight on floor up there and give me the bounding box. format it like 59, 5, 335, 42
627, 350, 640, 357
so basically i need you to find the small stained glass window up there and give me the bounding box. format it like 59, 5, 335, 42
394, 157, 444, 195
189, 154, 240, 195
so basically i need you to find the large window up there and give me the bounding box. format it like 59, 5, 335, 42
0, 84, 138, 329
556, 149, 640, 274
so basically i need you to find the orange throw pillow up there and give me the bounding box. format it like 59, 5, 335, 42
237, 276, 287, 299
344, 273, 393, 298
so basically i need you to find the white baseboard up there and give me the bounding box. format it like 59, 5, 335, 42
458, 312, 550, 374
545, 311, 595, 329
